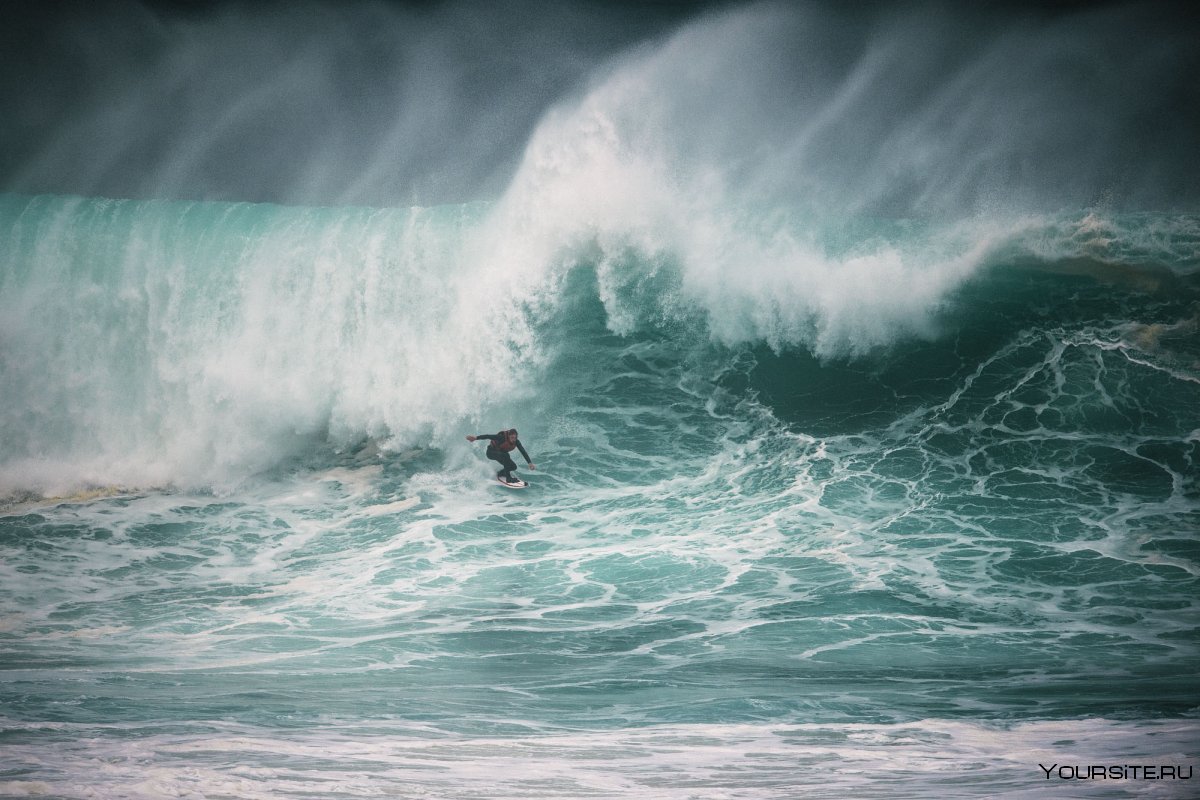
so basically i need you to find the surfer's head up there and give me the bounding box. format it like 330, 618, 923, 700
506, 428, 518, 439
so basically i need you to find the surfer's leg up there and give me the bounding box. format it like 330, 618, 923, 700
498, 452, 518, 481
485, 448, 504, 479
489, 450, 518, 482
486, 447, 516, 480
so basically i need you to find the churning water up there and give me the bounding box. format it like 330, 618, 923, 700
2, 2, 1198, 797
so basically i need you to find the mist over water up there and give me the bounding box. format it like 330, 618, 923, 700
2, 0, 695, 206
3, 1, 1198, 211
2, 2, 1200, 798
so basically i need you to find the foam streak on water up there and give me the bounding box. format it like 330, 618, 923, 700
1, 718, 1195, 799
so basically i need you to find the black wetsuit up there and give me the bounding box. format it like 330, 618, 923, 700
474, 433, 531, 481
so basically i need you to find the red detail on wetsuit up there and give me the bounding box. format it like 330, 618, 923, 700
492, 432, 517, 452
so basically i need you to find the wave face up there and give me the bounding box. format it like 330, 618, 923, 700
2, 2, 1200, 798
0, 194, 518, 492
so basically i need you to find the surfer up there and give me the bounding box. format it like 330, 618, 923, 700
466, 429, 535, 485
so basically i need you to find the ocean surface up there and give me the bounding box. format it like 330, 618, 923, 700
2, 2, 1199, 798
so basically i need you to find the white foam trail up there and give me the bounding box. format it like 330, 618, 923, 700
0, 718, 1194, 799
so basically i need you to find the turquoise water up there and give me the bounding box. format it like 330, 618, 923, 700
2, 190, 1197, 798
3, 2, 1200, 797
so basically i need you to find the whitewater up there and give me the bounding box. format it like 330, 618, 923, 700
2, 2, 1198, 797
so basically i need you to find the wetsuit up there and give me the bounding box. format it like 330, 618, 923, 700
474, 433, 532, 482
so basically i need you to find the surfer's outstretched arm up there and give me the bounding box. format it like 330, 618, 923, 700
515, 441, 535, 469
466, 434, 501, 444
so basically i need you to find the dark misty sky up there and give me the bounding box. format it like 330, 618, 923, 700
0, 0, 719, 205
1, 0, 1197, 209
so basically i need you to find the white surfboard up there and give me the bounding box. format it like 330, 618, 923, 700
497, 476, 528, 489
